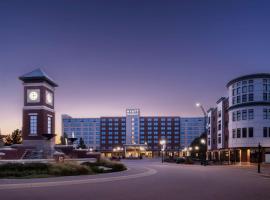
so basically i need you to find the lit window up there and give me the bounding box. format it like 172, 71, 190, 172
48, 116, 52, 134
30, 115, 37, 135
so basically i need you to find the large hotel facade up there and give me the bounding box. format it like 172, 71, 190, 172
62, 109, 205, 157
207, 73, 270, 163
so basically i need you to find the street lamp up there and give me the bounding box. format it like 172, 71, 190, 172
160, 139, 166, 163
195, 146, 199, 150
196, 102, 208, 165
200, 138, 206, 144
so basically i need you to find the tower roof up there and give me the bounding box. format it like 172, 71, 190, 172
19, 68, 58, 87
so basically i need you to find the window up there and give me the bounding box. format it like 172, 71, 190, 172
242, 110, 247, 120
263, 109, 268, 119
30, 115, 37, 135
237, 88, 241, 95
237, 96, 241, 104
242, 94, 247, 103
242, 128, 247, 138
264, 127, 268, 137
242, 86, 247, 93
248, 127, 254, 137
232, 112, 236, 121
248, 109, 254, 120
248, 93, 254, 101
232, 129, 236, 138
237, 129, 241, 138
248, 85, 254, 92
218, 120, 221, 130
237, 111, 241, 121
218, 135, 221, 144
47, 116, 52, 134
263, 93, 268, 101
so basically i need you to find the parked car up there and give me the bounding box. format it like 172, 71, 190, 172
176, 157, 186, 164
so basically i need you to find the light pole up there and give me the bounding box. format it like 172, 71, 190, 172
258, 143, 262, 173
160, 139, 166, 163
200, 138, 206, 165
196, 102, 208, 165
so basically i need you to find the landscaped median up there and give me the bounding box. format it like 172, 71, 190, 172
0, 159, 127, 178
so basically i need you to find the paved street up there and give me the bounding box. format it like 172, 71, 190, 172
0, 159, 270, 200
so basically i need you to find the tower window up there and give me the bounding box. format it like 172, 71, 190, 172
30, 115, 37, 135
48, 117, 52, 134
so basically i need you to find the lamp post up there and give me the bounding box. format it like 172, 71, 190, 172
160, 139, 166, 163
200, 138, 207, 165
258, 143, 262, 173
196, 102, 208, 165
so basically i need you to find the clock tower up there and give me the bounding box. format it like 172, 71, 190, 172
19, 68, 58, 157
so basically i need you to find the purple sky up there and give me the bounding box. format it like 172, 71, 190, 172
0, 0, 270, 136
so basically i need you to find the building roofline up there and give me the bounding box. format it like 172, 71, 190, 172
226, 73, 270, 88
19, 68, 58, 87
216, 97, 226, 104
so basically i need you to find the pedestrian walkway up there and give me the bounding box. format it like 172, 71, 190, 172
228, 162, 270, 178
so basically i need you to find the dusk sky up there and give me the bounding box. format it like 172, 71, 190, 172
0, 0, 270, 136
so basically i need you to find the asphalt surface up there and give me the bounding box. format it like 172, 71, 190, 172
0, 159, 270, 200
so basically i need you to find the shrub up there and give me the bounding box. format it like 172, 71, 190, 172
0, 163, 49, 177
100, 159, 127, 172
48, 162, 91, 176
82, 159, 126, 172
0, 162, 91, 178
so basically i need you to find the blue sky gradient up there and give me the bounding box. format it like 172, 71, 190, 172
0, 0, 270, 135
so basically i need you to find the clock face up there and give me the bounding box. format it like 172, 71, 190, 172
46, 91, 53, 105
27, 89, 40, 103
29, 91, 38, 101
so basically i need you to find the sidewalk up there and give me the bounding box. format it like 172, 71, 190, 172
228, 162, 270, 178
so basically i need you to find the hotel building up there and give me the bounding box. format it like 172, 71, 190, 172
207, 73, 270, 163
62, 109, 205, 158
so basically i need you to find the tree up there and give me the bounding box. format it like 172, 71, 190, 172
0, 129, 4, 147
3, 129, 22, 145
3, 135, 13, 146
189, 132, 207, 159
77, 137, 87, 149
11, 129, 22, 144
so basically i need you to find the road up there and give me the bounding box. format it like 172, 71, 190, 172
0, 159, 270, 200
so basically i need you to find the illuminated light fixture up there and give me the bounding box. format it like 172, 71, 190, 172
140, 147, 145, 151
200, 139, 206, 144
189, 147, 193, 151
160, 139, 166, 145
